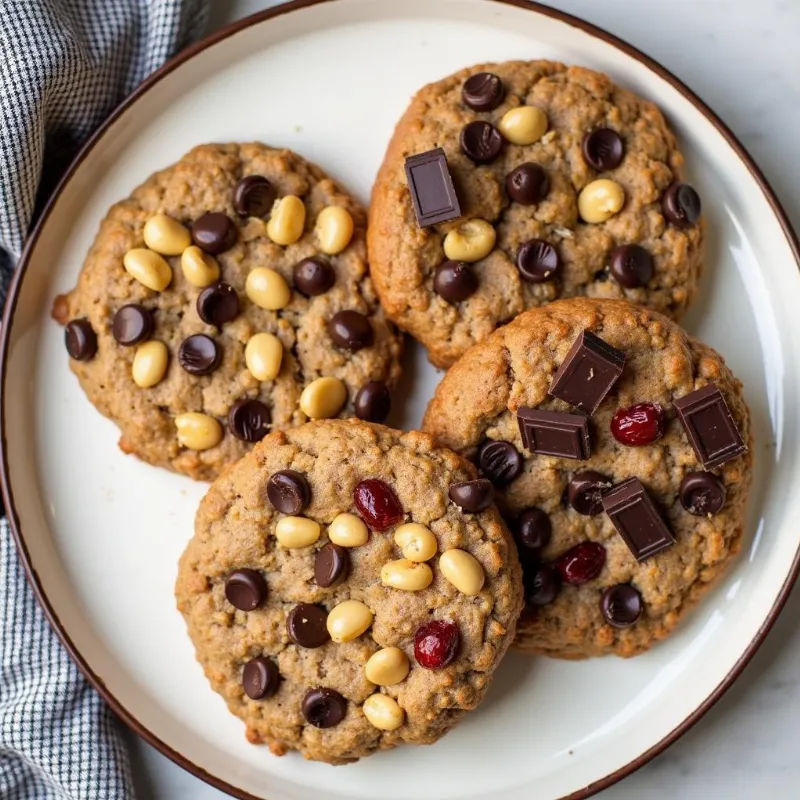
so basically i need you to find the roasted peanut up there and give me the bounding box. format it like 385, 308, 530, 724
174, 412, 222, 450
439, 549, 485, 596
143, 214, 191, 255
123, 248, 172, 292
275, 516, 321, 548
380, 559, 433, 592
299, 377, 347, 419
329, 513, 369, 547
245, 333, 283, 381
393, 523, 437, 562
131, 340, 168, 387
266, 195, 305, 245
443, 219, 496, 262
365, 648, 410, 686
326, 600, 374, 643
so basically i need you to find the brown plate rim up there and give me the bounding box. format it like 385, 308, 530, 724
1, 0, 799, 798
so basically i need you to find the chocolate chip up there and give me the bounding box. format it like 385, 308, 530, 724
65, 319, 97, 360
478, 440, 523, 487
516, 508, 552, 552
609, 244, 653, 288
661, 183, 701, 228
192, 211, 237, 254
228, 398, 270, 442
225, 569, 266, 611
328, 310, 374, 351
434, 260, 477, 303
354, 381, 391, 423
267, 470, 310, 514
506, 163, 549, 205
287, 603, 329, 648
516, 239, 560, 283
526, 564, 560, 606
233, 175, 276, 218
112, 305, 153, 346
568, 471, 612, 516
302, 687, 346, 728
460, 121, 504, 163
462, 72, 505, 111
315, 542, 349, 588
600, 584, 643, 628
293, 257, 335, 296
448, 479, 495, 513
581, 128, 625, 171
178, 334, 220, 375
242, 656, 280, 699
679, 471, 726, 516
196, 282, 239, 326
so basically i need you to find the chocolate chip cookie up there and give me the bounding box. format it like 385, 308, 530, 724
423, 298, 751, 658
369, 61, 704, 367
56, 143, 403, 481
175, 419, 523, 763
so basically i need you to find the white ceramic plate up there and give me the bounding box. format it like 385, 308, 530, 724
2, 1, 799, 798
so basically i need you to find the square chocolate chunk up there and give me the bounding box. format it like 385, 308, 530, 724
674, 384, 747, 470
602, 477, 675, 562
517, 408, 591, 459
404, 148, 461, 227
548, 330, 625, 415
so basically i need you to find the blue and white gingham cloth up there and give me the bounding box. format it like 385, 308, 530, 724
0, 2, 209, 797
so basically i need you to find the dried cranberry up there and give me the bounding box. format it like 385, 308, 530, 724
611, 402, 665, 446
353, 479, 403, 530
554, 542, 606, 585
526, 564, 560, 606
414, 621, 460, 669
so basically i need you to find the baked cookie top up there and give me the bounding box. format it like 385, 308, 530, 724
56, 143, 403, 481
175, 420, 523, 764
423, 298, 751, 658
368, 61, 704, 367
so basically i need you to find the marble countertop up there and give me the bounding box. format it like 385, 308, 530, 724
127, 1, 800, 797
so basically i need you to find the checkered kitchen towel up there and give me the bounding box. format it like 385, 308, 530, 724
0, 2, 209, 797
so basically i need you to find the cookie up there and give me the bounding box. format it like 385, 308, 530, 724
55, 143, 403, 481
423, 298, 751, 658
368, 61, 704, 367
175, 419, 523, 763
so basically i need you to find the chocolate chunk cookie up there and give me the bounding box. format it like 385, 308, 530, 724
56, 143, 403, 480
369, 61, 704, 367
175, 420, 523, 763
423, 298, 751, 658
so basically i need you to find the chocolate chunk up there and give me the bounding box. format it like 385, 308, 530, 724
462, 71, 505, 111
516, 508, 551, 552
178, 334, 220, 375
233, 175, 276, 218
287, 603, 330, 648
478, 440, 523, 486
448, 479, 495, 513
434, 260, 477, 303
568, 471, 612, 516
516, 239, 560, 283
661, 183, 701, 228
601, 477, 675, 561
242, 656, 280, 700
679, 471, 727, 516
293, 257, 335, 296
196, 282, 239, 326
228, 398, 270, 443
112, 305, 153, 346
526, 564, 560, 606
674, 384, 747, 469
517, 408, 591, 459
354, 381, 391, 423
192, 211, 237, 254
64, 319, 97, 361
267, 470, 310, 515
404, 148, 461, 227
548, 330, 625, 414
581, 128, 625, 171
609, 244, 653, 289
225, 569, 266, 611
600, 584, 643, 628
315, 542, 349, 588
460, 121, 504, 163
302, 687, 346, 728
328, 310, 374, 351
506, 163, 549, 205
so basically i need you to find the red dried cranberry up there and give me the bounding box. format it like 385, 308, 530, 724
554, 542, 606, 585
611, 402, 665, 446
414, 621, 460, 669
526, 564, 560, 606
354, 479, 403, 530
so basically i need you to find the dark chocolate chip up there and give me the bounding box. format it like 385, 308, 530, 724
679, 471, 727, 516
516, 508, 552, 552
517, 408, 591, 460
460, 121, 504, 164
302, 687, 346, 728
233, 175, 276, 218
354, 381, 391, 423
287, 603, 330, 648
661, 183, 701, 228
516, 239, 560, 283
315, 542, 350, 588
192, 211, 237, 254
526, 564, 560, 606
448, 479, 495, 513
293, 257, 335, 296
196, 282, 239, 326
609, 244, 653, 289
225, 569, 266, 611
478, 440, 523, 487
65, 319, 97, 361
506, 163, 549, 205
178, 334, 220, 375
434, 260, 477, 303
462, 71, 505, 111
112, 305, 153, 346
267, 470, 310, 515
228, 398, 270, 442
404, 148, 462, 227
568, 471, 612, 516
328, 310, 374, 351
242, 656, 280, 700
600, 584, 643, 628
581, 128, 625, 171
